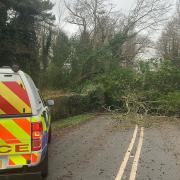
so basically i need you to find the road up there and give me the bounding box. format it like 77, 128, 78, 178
47, 115, 180, 180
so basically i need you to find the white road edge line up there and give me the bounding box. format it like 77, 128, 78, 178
129, 127, 144, 180
115, 125, 138, 180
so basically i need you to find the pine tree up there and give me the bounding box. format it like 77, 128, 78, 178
0, 0, 55, 79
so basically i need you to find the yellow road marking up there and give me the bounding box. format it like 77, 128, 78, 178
115, 125, 138, 180
129, 127, 144, 180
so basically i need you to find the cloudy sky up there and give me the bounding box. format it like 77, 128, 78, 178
51, 0, 139, 34
51, 0, 135, 15
51, 0, 176, 36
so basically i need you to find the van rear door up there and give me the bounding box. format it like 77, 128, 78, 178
0, 73, 32, 169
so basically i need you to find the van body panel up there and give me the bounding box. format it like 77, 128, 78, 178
0, 117, 31, 169
0, 68, 51, 176
0, 80, 32, 116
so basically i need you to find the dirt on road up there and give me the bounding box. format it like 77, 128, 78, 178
47, 114, 180, 180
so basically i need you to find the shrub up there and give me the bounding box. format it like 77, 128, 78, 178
68, 95, 90, 115
100, 68, 142, 105
49, 92, 105, 120
50, 96, 70, 120
88, 86, 105, 110
47, 61, 180, 118
155, 91, 180, 116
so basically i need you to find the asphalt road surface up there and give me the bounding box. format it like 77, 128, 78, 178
47, 115, 180, 180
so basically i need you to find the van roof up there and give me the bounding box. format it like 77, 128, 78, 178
0, 67, 16, 74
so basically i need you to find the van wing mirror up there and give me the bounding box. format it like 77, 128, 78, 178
47, 99, 54, 106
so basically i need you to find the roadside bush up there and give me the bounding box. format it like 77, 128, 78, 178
154, 91, 180, 116
143, 61, 180, 93
68, 95, 90, 115
50, 92, 105, 120
50, 95, 90, 120
48, 61, 180, 118
100, 68, 142, 105
44, 63, 71, 90
50, 96, 70, 120
88, 86, 105, 110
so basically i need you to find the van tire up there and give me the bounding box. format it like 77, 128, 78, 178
41, 150, 49, 178
48, 126, 52, 143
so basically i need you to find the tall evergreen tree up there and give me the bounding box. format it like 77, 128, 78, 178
0, 0, 55, 79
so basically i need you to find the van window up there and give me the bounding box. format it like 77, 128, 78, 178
0, 74, 32, 116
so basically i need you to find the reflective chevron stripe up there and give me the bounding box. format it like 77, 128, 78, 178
3, 82, 30, 106
0, 81, 31, 115
0, 118, 31, 144
9, 159, 15, 166
0, 74, 48, 168
1, 120, 30, 141
13, 118, 31, 135
0, 118, 31, 158
40, 115, 47, 131
0, 124, 21, 144
0, 116, 43, 167
8, 155, 28, 165
31, 116, 39, 123
0, 95, 20, 115
0, 109, 5, 114
32, 153, 39, 164
8, 153, 39, 166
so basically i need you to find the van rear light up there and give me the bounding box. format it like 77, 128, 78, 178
31, 122, 43, 151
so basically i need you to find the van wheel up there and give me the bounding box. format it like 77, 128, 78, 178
41, 150, 49, 178
48, 126, 52, 143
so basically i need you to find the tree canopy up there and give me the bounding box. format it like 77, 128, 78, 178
0, 0, 55, 78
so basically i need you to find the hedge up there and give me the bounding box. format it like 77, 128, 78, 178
47, 89, 105, 120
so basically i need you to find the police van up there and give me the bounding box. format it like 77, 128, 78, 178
0, 66, 54, 179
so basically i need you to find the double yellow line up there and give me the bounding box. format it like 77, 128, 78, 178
115, 125, 144, 180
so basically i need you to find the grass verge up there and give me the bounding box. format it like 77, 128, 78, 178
52, 113, 96, 130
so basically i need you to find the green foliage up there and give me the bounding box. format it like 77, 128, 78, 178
101, 68, 141, 103
163, 92, 180, 114
53, 31, 70, 67
50, 93, 103, 119
79, 60, 180, 116
135, 61, 180, 115
82, 47, 113, 78
151, 94, 179, 116
88, 86, 105, 110
1, 1, 179, 117
46, 63, 71, 89
0, 0, 55, 80
110, 32, 127, 59
143, 61, 180, 93
45, 30, 133, 90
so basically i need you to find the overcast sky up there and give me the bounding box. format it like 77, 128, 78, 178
51, 0, 176, 36
51, 0, 135, 14
51, 0, 139, 34
50, 0, 176, 58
